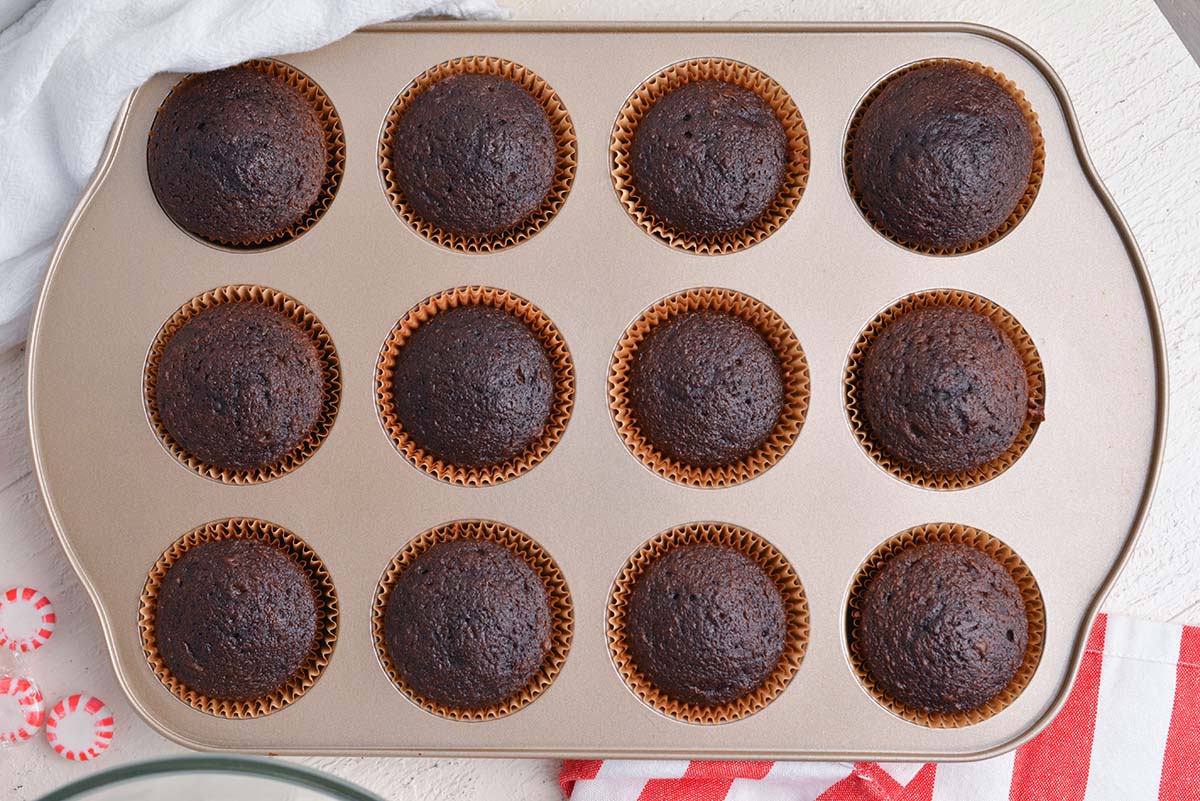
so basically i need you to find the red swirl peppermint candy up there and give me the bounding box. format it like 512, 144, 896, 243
0, 587, 56, 652
0, 674, 46, 745
45, 694, 113, 761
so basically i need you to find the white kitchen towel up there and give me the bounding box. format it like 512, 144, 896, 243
0, 0, 506, 350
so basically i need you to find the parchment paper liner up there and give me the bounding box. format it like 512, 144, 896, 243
843, 58, 1045, 255
149, 58, 345, 250
609, 288, 809, 487
371, 520, 573, 721
610, 58, 809, 254
845, 523, 1045, 728
144, 285, 342, 485
844, 289, 1044, 490
379, 56, 577, 253
607, 522, 809, 724
139, 517, 339, 719
375, 286, 575, 486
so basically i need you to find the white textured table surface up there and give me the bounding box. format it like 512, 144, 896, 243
3, 1, 1199, 798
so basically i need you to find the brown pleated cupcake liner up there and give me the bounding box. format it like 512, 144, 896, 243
138, 517, 339, 719
375, 286, 575, 486
144, 284, 342, 485
150, 58, 345, 250
843, 58, 1045, 256
845, 522, 1045, 728
609, 287, 809, 488
844, 289, 1044, 490
610, 58, 809, 255
371, 519, 573, 721
378, 56, 577, 253
607, 522, 808, 725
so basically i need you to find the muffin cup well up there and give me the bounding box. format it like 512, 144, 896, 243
609, 287, 809, 488
375, 286, 575, 486
144, 285, 341, 485
843, 58, 1045, 256
845, 522, 1045, 728
607, 522, 808, 725
844, 288, 1045, 490
148, 58, 345, 250
371, 520, 573, 721
610, 58, 809, 255
138, 517, 339, 719
378, 56, 577, 253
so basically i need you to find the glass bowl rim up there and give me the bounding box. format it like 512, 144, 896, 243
36, 755, 386, 801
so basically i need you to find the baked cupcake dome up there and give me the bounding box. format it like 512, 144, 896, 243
630, 80, 788, 236
148, 66, 328, 245
153, 538, 318, 701
626, 543, 787, 707
859, 541, 1029, 714
388, 304, 555, 470
860, 304, 1035, 474
382, 538, 553, 711
155, 302, 325, 472
630, 309, 784, 468
388, 73, 556, 237
849, 61, 1035, 251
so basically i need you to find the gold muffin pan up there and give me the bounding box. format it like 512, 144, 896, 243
28, 22, 1164, 761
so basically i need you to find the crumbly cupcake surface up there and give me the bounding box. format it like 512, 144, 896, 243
154, 538, 318, 701
156, 302, 324, 472
626, 543, 787, 706
148, 67, 327, 244
389, 304, 554, 469
849, 62, 1034, 250
860, 305, 1035, 474
859, 541, 1028, 713
630, 80, 787, 236
383, 538, 552, 710
390, 73, 556, 237
630, 309, 784, 468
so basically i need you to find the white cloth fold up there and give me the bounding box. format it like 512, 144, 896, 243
0, 0, 506, 350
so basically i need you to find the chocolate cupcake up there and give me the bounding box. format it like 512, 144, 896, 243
382, 538, 553, 711
389, 73, 556, 238
155, 301, 325, 472
153, 538, 318, 701
630, 309, 784, 468
848, 61, 1035, 251
630, 80, 788, 236
625, 543, 787, 707
148, 66, 329, 245
859, 541, 1029, 714
860, 304, 1037, 474
389, 304, 554, 470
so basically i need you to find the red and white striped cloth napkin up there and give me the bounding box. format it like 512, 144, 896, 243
560, 613, 1200, 800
